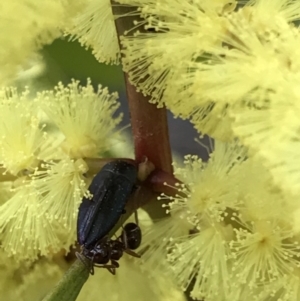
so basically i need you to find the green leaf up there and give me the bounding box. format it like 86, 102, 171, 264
42, 259, 89, 301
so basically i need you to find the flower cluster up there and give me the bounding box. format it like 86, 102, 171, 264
108, 2, 300, 297
0, 0, 85, 85
66, 0, 120, 64
138, 141, 300, 301
118, 0, 300, 195
0, 79, 122, 262
1, 0, 300, 301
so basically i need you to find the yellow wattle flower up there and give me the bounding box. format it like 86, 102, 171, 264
0, 87, 46, 175
66, 0, 120, 64
0, 0, 84, 85
39, 79, 122, 159
145, 140, 300, 300
0, 79, 123, 261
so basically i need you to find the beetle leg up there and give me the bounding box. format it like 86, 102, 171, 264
121, 227, 128, 249
90, 254, 97, 275
76, 252, 94, 275
124, 249, 141, 258
96, 260, 119, 275
134, 209, 139, 225
90, 264, 95, 275
94, 264, 116, 275
108, 267, 116, 275
111, 260, 120, 268
94, 263, 116, 268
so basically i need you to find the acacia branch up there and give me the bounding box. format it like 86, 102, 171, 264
111, 2, 173, 174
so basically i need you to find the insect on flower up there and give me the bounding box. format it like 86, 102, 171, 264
76, 160, 140, 274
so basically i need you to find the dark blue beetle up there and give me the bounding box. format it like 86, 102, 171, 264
77, 160, 138, 249
76, 160, 141, 274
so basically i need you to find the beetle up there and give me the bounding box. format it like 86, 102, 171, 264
78, 222, 142, 275
77, 160, 138, 249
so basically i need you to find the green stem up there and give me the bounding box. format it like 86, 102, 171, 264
42, 260, 89, 301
